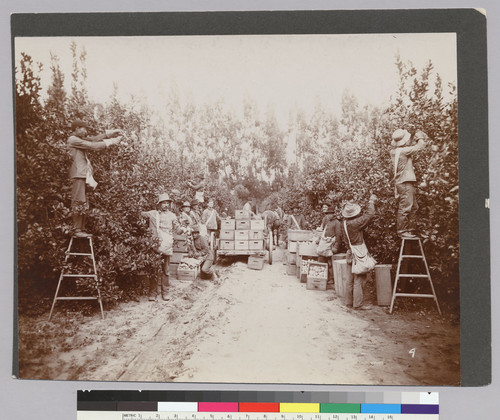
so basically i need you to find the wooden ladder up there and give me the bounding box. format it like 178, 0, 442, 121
48, 235, 104, 320
389, 237, 441, 314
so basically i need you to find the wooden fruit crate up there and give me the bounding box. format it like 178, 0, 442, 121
177, 266, 199, 281
307, 262, 328, 291
236, 220, 251, 230
221, 219, 236, 230
235, 240, 249, 250
288, 229, 313, 242
220, 230, 235, 240
286, 263, 296, 276
248, 255, 265, 270
249, 230, 264, 240
297, 241, 318, 257
235, 230, 250, 240
173, 239, 189, 252
219, 240, 235, 250
250, 220, 265, 230
235, 210, 251, 220
288, 241, 297, 253
249, 240, 264, 250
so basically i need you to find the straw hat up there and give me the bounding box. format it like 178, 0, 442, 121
391, 129, 411, 147
342, 202, 361, 219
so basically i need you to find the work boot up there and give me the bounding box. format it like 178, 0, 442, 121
161, 274, 169, 300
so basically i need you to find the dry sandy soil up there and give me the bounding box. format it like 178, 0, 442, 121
17, 247, 460, 385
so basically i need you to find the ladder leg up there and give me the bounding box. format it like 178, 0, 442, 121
49, 238, 74, 321
48, 272, 64, 321
418, 239, 442, 315
88, 238, 104, 319
389, 238, 406, 313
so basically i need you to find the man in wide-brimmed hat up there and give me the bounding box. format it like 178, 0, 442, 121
141, 193, 180, 301
390, 128, 428, 239
67, 119, 123, 237
342, 194, 378, 310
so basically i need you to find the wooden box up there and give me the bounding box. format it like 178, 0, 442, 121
306, 261, 328, 290
235, 210, 251, 220
250, 219, 265, 230
170, 252, 188, 264
248, 255, 265, 270
235, 240, 249, 250
306, 276, 328, 291
173, 233, 187, 241
177, 266, 199, 281
219, 240, 235, 250
297, 241, 318, 257
236, 220, 251, 230
288, 229, 313, 242
248, 240, 264, 250
173, 239, 189, 252
286, 251, 296, 265
220, 230, 235, 240
221, 219, 236, 230
286, 263, 296, 276
288, 241, 297, 253
235, 230, 249, 240
249, 230, 264, 240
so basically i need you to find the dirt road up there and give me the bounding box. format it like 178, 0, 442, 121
18, 247, 460, 385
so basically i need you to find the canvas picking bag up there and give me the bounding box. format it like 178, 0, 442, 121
316, 226, 335, 257
343, 220, 376, 274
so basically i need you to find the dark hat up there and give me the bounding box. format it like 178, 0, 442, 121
71, 119, 90, 130
342, 202, 362, 219
182, 201, 191, 208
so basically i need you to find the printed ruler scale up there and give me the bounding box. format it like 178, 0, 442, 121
77, 392, 439, 420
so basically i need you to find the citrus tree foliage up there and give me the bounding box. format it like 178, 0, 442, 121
16, 47, 459, 313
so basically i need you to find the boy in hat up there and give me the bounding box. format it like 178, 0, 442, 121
67, 119, 123, 237
189, 225, 216, 280
201, 198, 220, 240
141, 193, 180, 301
287, 205, 307, 230
342, 194, 377, 309
390, 128, 428, 239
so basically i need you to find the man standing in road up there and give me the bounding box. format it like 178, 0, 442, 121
67, 119, 122, 237
141, 193, 180, 301
390, 128, 428, 239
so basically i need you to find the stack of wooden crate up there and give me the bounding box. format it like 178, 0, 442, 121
219, 210, 265, 252
287, 229, 315, 277
170, 233, 190, 278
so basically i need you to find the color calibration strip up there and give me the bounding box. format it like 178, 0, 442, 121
77, 391, 438, 420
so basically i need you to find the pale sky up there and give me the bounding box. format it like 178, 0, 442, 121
15, 33, 457, 127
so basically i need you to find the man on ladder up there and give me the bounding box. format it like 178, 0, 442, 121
390, 128, 428, 239
389, 128, 441, 314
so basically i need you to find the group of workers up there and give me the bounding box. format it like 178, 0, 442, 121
67, 118, 428, 306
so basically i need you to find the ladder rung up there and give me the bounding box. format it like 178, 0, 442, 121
401, 255, 424, 259
397, 274, 429, 278
61, 274, 97, 278
56, 297, 99, 301
393, 293, 436, 299
66, 252, 93, 256
401, 237, 421, 241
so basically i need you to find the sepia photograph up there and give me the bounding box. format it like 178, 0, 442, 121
15, 29, 462, 385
